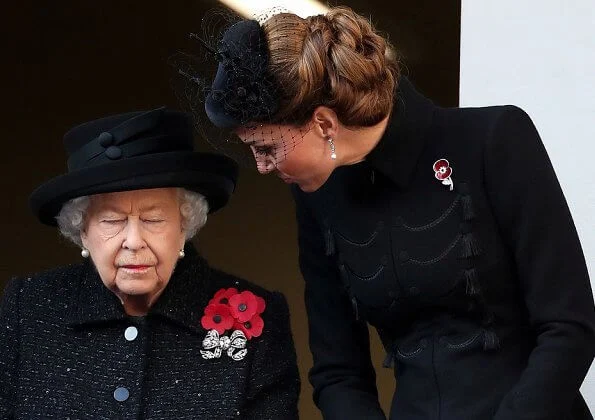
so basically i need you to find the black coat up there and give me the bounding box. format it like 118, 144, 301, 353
0, 246, 300, 419
293, 78, 595, 419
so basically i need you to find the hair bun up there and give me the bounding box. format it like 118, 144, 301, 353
263, 6, 399, 127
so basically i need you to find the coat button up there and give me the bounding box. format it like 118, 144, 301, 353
399, 250, 409, 263
114, 387, 129, 402
105, 146, 122, 160
97, 132, 113, 147
124, 326, 138, 341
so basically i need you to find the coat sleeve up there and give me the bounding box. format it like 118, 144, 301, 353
483, 106, 595, 419
0, 277, 21, 419
243, 292, 300, 420
292, 188, 386, 420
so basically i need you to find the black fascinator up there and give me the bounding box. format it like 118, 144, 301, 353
170, 9, 313, 168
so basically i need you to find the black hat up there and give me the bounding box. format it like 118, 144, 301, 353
29, 107, 239, 226
203, 19, 279, 129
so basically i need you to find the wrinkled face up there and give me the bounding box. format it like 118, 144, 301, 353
235, 123, 334, 192
81, 188, 186, 307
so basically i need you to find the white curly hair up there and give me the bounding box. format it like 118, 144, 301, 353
55, 188, 209, 247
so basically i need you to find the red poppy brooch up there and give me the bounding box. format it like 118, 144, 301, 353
433, 159, 454, 191
200, 288, 266, 361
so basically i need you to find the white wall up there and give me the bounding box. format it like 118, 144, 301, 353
460, 0, 595, 409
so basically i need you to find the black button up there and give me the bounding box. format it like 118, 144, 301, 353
399, 250, 409, 263
105, 146, 122, 160
98, 132, 113, 147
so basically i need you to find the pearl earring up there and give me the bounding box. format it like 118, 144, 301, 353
81, 248, 90, 258
179, 249, 185, 259
327, 137, 337, 160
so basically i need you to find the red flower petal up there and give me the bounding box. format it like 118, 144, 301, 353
256, 296, 266, 314
209, 287, 239, 306
229, 291, 259, 322
234, 314, 264, 339
433, 159, 450, 172
435, 166, 452, 180
201, 303, 234, 334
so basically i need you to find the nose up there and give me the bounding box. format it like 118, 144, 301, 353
122, 218, 146, 251
253, 152, 276, 175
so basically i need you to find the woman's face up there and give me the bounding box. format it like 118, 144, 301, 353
81, 188, 186, 313
236, 124, 334, 192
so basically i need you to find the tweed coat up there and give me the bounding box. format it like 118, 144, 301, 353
0, 245, 300, 419
292, 77, 595, 419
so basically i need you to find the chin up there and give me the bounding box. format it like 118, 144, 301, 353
298, 179, 325, 193
116, 278, 158, 295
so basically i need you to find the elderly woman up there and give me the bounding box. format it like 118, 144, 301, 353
0, 107, 300, 419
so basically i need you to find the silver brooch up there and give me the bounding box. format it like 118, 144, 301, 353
200, 329, 248, 361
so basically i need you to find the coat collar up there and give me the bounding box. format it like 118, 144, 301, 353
365, 77, 437, 188
67, 244, 211, 333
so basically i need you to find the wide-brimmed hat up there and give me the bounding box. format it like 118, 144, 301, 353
29, 106, 239, 226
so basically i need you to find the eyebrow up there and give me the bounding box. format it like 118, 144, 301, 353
95, 203, 169, 214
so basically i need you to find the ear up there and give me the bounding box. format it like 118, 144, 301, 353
311, 106, 339, 139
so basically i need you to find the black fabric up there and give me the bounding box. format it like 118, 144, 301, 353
29, 107, 239, 225
292, 78, 595, 419
0, 245, 300, 419
204, 20, 278, 129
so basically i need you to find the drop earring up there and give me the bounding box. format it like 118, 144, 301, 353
179, 249, 185, 259
327, 137, 337, 160
81, 248, 90, 258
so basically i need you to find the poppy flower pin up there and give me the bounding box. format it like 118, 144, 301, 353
200, 288, 266, 361
433, 159, 454, 191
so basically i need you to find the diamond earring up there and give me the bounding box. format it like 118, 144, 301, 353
327, 137, 337, 160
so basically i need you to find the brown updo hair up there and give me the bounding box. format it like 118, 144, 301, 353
261, 6, 400, 128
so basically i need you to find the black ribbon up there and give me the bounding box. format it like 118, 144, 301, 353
67, 107, 191, 171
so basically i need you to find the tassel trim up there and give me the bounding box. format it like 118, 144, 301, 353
351, 296, 360, 321
383, 351, 395, 368
463, 268, 481, 296
461, 233, 483, 258
325, 228, 335, 256
461, 194, 475, 221
482, 328, 500, 350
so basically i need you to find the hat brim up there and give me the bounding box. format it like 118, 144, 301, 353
29, 151, 238, 226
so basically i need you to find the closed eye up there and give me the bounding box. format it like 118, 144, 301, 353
101, 219, 125, 224
253, 146, 273, 156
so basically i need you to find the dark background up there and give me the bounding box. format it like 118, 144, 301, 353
2, 1, 460, 417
